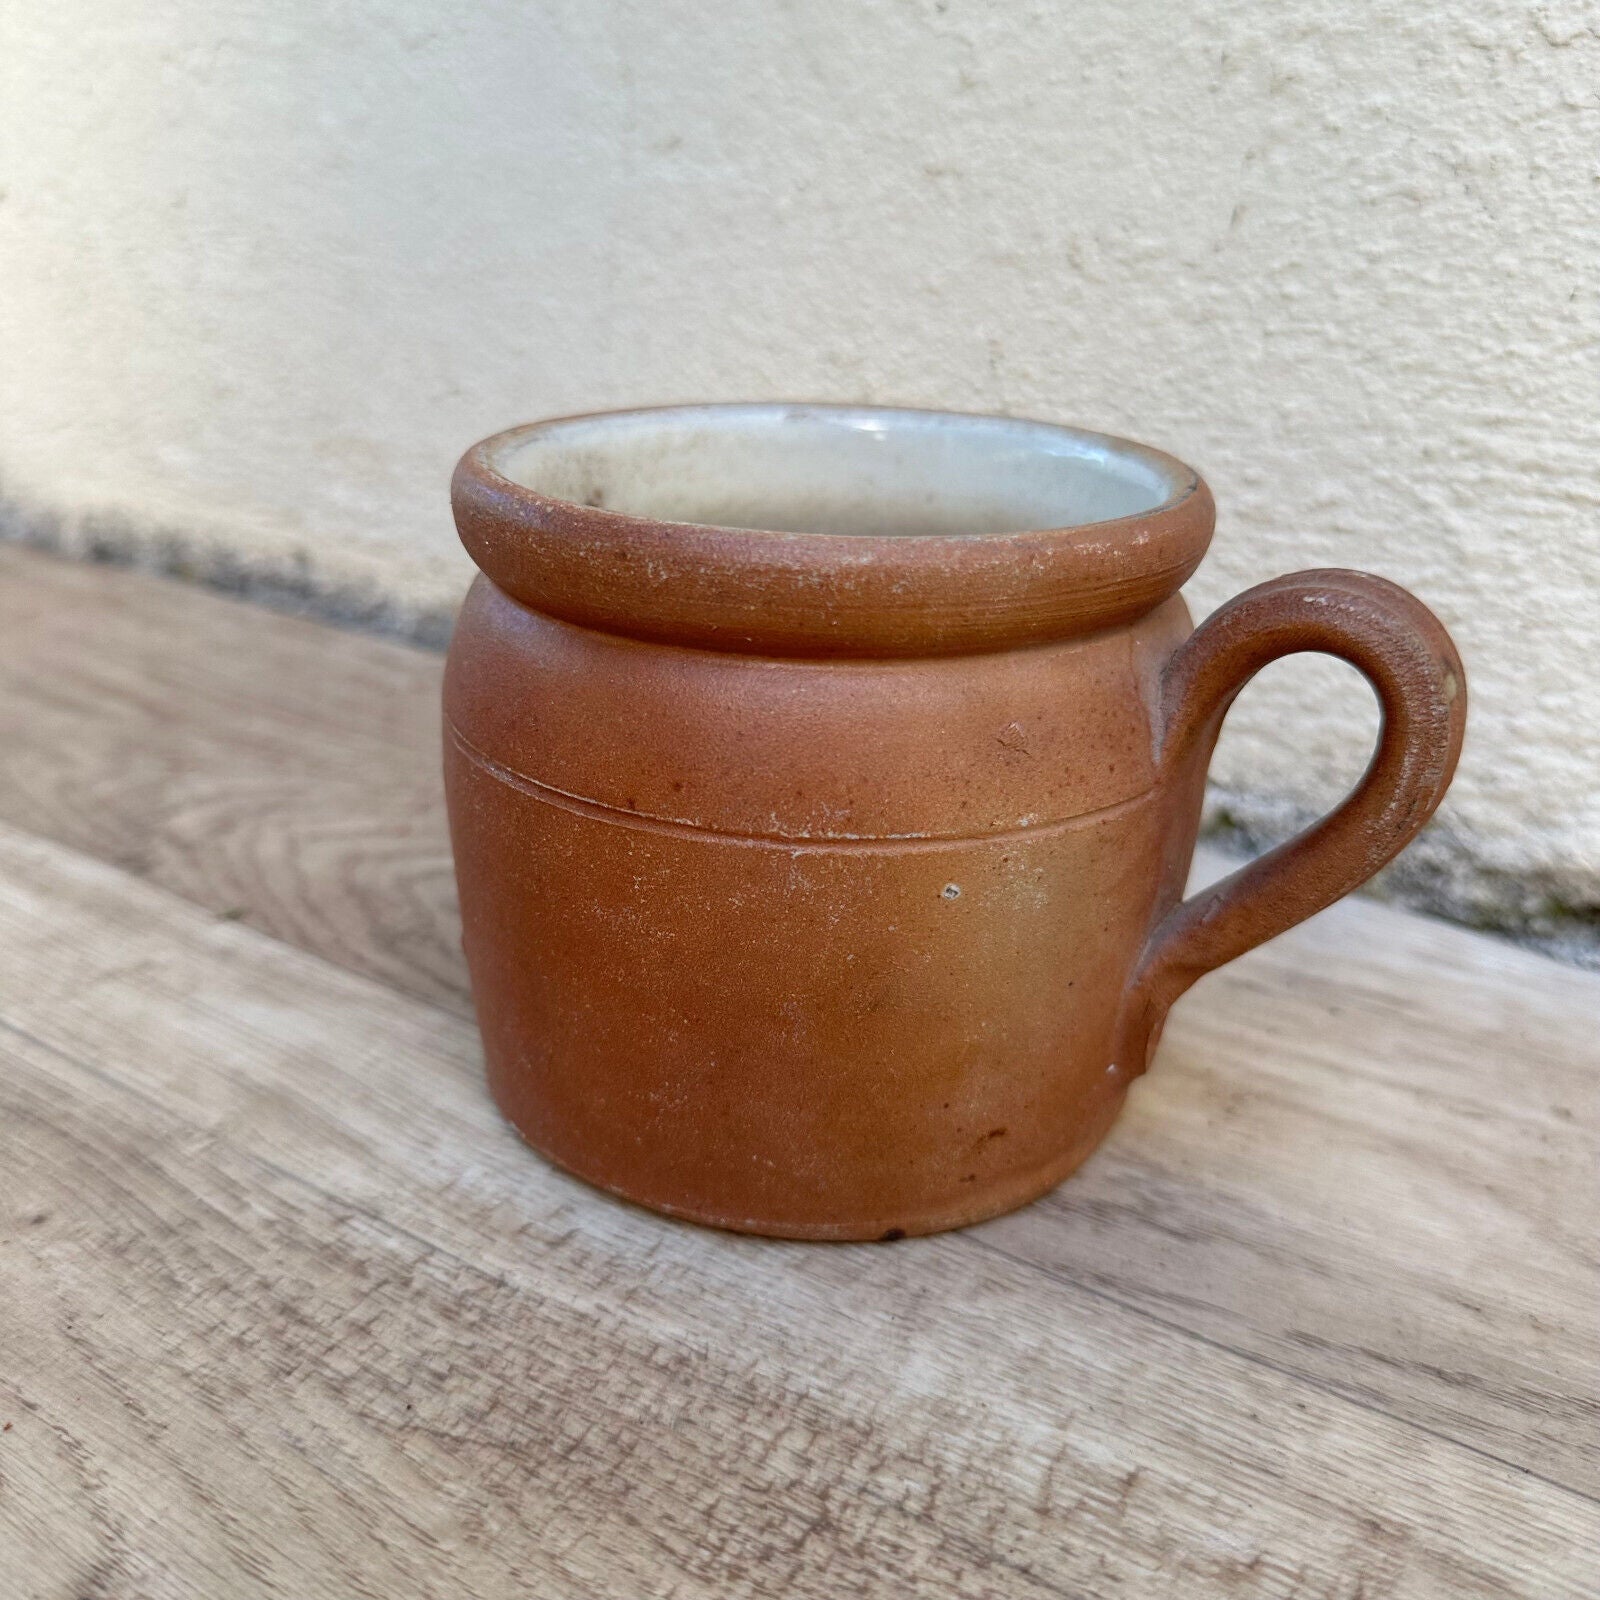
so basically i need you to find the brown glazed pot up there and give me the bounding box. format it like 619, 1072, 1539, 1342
445, 404, 1466, 1240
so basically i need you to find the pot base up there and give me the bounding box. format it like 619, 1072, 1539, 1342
489, 1075, 1130, 1242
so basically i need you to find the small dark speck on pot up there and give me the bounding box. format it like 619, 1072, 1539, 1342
941, 883, 961, 900
879, 1228, 906, 1242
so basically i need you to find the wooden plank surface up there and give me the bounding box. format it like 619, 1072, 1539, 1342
0, 546, 462, 1012
1, 544, 1597, 1594
1, 822, 1596, 1599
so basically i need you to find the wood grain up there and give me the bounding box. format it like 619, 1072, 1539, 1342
0, 822, 1595, 1598
1, 544, 1597, 1594
0, 546, 463, 1012
988, 880, 1600, 1496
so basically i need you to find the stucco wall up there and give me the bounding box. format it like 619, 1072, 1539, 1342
3, 2, 1597, 944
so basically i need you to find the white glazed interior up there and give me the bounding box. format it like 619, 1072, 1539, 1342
490, 405, 1191, 537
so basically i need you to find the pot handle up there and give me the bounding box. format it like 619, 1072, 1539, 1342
1112, 569, 1466, 1080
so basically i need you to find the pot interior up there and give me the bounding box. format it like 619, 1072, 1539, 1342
489, 405, 1189, 538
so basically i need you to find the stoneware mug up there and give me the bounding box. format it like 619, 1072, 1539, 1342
445, 404, 1466, 1240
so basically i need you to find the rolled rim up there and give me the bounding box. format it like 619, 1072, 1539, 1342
452, 403, 1214, 657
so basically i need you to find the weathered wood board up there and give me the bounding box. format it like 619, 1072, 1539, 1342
0, 546, 1595, 1595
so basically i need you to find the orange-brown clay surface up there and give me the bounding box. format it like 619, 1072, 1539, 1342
446, 406, 1465, 1238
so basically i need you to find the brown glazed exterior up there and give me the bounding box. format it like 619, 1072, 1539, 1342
446, 406, 1466, 1240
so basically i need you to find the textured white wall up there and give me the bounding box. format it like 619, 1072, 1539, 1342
3, 2, 1597, 929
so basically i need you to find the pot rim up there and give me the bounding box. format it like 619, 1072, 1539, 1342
452, 403, 1215, 657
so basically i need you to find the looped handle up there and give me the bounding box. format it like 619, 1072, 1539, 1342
1113, 569, 1466, 1080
